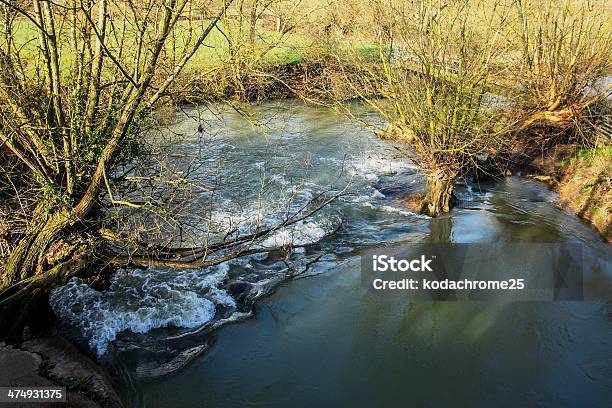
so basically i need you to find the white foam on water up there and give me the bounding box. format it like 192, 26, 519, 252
49, 264, 234, 357
364, 174, 379, 183
249, 252, 269, 261
372, 189, 386, 199
349, 155, 415, 177
348, 194, 377, 209
381, 205, 430, 219
208, 184, 318, 237
259, 220, 329, 248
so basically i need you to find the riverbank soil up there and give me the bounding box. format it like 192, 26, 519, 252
0, 337, 123, 407
526, 145, 611, 241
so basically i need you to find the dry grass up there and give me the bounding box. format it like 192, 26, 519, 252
557, 147, 612, 240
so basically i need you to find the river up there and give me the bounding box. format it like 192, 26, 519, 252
49, 102, 611, 407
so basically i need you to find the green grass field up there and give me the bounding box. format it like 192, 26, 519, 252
9, 18, 381, 77
9, 19, 310, 73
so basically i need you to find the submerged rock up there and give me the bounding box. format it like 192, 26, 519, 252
225, 281, 254, 312
134, 344, 208, 379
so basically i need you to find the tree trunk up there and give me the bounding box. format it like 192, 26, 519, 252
0, 251, 88, 340
418, 175, 456, 217
1, 209, 73, 289
249, 1, 258, 48
0, 206, 91, 338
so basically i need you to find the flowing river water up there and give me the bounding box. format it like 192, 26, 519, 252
50, 102, 611, 407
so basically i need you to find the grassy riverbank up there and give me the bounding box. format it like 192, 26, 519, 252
527, 146, 611, 241
559, 148, 611, 241
9, 18, 376, 102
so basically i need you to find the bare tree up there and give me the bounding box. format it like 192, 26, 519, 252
0, 0, 342, 336
510, 0, 611, 143
212, 0, 310, 98
333, 0, 510, 216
